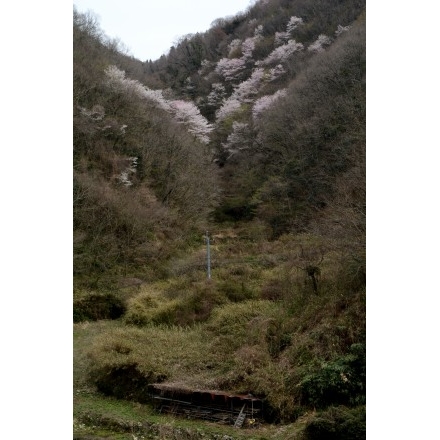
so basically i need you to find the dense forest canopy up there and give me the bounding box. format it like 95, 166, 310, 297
74, 0, 366, 438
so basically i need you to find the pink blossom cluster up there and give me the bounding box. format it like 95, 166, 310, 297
268, 64, 286, 81
252, 89, 287, 120
231, 68, 266, 102
215, 57, 247, 81
256, 40, 304, 66
275, 16, 303, 46
215, 98, 242, 122
104, 66, 212, 144
286, 16, 304, 34
105, 65, 150, 100
308, 34, 332, 52
215, 68, 265, 121
168, 100, 214, 144
241, 37, 256, 60
221, 121, 249, 157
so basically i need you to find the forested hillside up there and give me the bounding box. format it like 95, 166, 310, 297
74, 0, 366, 438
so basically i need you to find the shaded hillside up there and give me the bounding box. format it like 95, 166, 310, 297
74, 8, 219, 290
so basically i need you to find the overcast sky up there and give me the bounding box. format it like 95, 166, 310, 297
73, 0, 254, 61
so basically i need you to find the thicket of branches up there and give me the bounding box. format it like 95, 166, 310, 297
73, 9, 219, 288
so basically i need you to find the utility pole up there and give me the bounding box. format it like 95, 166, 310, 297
205, 231, 211, 280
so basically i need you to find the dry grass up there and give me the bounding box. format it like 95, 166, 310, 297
75, 227, 365, 436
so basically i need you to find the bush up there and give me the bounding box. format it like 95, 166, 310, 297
93, 363, 166, 403
299, 343, 365, 408
125, 285, 227, 327
217, 279, 255, 302
73, 292, 126, 322
303, 406, 366, 440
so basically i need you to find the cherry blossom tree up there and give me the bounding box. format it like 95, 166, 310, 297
143, 88, 171, 111
231, 68, 265, 102
308, 35, 332, 52
252, 89, 287, 120
268, 64, 286, 81
105, 65, 148, 99
228, 39, 242, 57
275, 16, 303, 46
215, 98, 242, 121
118, 157, 138, 187
221, 121, 250, 158
241, 37, 256, 60
256, 39, 304, 66
169, 100, 213, 144
215, 57, 247, 81
286, 16, 303, 34
207, 83, 227, 107
104, 65, 212, 144
215, 68, 265, 121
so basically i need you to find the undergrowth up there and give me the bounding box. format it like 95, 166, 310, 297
74, 229, 365, 437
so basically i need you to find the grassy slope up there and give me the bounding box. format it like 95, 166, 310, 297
74, 224, 365, 439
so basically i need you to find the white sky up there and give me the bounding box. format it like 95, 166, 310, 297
73, 0, 255, 61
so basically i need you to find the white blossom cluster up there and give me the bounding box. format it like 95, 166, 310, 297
252, 89, 287, 120
228, 39, 242, 57
104, 66, 213, 144
215, 98, 242, 122
169, 100, 214, 144
308, 34, 332, 52
217, 30, 263, 81
221, 121, 249, 157
274, 31, 290, 46
215, 62, 286, 122
118, 157, 138, 187
256, 39, 304, 66
231, 68, 266, 102
286, 16, 304, 34
268, 64, 286, 81
215, 57, 247, 81
241, 37, 256, 60
78, 104, 105, 121
105, 65, 149, 99
215, 68, 265, 121
207, 83, 227, 107
275, 16, 303, 46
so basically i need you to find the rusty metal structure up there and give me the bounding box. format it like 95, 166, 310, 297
148, 383, 264, 428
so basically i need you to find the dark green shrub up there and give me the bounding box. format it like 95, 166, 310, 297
73, 292, 126, 322
303, 406, 366, 440
300, 343, 365, 408
93, 363, 166, 403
